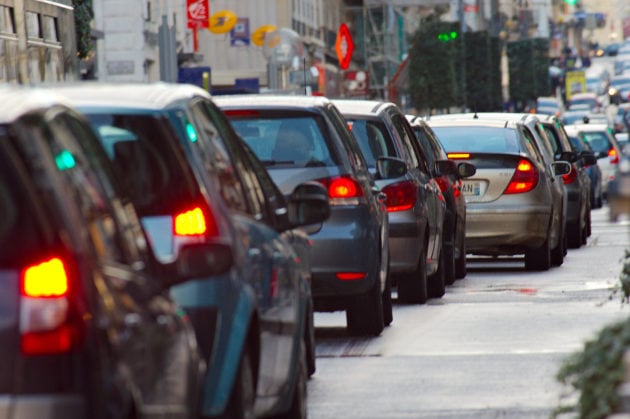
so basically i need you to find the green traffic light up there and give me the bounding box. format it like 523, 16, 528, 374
55, 150, 76, 171
563, 0, 578, 4
437, 31, 458, 42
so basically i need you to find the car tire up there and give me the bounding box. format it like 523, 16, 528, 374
305, 300, 316, 377
455, 237, 467, 279
525, 236, 551, 271
551, 228, 565, 267
223, 346, 256, 419
397, 240, 428, 304
276, 341, 308, 419
443, 241, 456, 286
382, 273, 393, 327
346, 278, 385, 336
566, 220, 582, 249
428, 247, 446, 298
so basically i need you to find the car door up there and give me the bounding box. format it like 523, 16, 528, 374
45, 110, 201, 418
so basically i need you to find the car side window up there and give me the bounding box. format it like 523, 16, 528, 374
44, 112, 129, 264
328, 104, 370, 172
521, 126, 546, 167
191, 100, 268, 221
391, 113, 421, 169
414, 125, 437, 169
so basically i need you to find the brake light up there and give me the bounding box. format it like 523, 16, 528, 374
609, 148, 619, 164
562, 164, 578, 185
20, 257, 75, 355
434, 177, 450, 194
22, 258, 68, 297
454, 179, 462, 198
382, 181, 417, 212
317, 176, 364, 205
504, 159, 539, 194
336, 272, 366, 280
174, 206, 218, 237
447, 153, 470, 159
223, 109, 261, 117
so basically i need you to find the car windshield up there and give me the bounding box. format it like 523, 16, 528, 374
431, 125, 521, 153
85, 112, 202, 216
345, 118, 397, 167
229, 115, 338, 168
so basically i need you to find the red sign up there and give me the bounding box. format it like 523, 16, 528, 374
335, 23, 354, 70
187, 0, 209, 29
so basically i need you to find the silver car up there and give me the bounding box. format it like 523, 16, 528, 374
428, 114, 571, 271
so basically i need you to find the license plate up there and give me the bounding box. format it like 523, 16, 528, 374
461, 181, 483, 197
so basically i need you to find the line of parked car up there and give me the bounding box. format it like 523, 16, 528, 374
1, 82, 610, 419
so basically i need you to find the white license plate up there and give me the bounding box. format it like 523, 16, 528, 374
461, 181, 483, 197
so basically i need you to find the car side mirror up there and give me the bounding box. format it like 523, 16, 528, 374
165, 242, 234, 285
376, 156, 407, 179
456, 162, 476, 178
552, 161, 572, 176
581, 151, 598, 166
558, 151, 578, 163
434, 159, 457, 177
287, 181, 331, 228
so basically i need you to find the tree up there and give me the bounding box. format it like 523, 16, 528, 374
73, 0, 93, 59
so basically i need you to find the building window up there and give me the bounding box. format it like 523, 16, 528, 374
41, 15, 59, 42
0, 6, 15, 35
25, 11, 41, 39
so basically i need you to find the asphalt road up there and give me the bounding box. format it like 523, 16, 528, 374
308, 205, 630, 419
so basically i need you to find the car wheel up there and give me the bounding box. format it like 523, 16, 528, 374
586, 206, 592, 237
382, 273, 393, 327
276, 341, 308, 419
524, 236, 551, 271
397, 239, 428, 304
455, 237, 467, 279
224, 346, 256, 419
305, 300, 316, 377
346, 277, 384, 336
551, 228, 565, 267
566, 220, 582, 249
428, 247, 446, 298
443, 240, 456, 286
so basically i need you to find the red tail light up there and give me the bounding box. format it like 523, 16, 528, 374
382, 181, 417, 212
447, 152, 470, 159
20, 257, 75, 355
435, 177, 450, 194
336, 272, 366, 280
317, 176, 364, 205
504, 159, 539, 194
609, 148, 619, 164
562, 164, 578, 185
174, 205, 218, 237
454, 179, 462, 198
223, 109, 261, 117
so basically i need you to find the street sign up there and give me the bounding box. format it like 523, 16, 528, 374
335, 23, 354, 70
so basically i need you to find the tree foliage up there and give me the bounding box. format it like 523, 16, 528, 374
507, 38, 551, 109
73, 0, 93, 59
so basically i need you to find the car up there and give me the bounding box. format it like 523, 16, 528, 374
332, 98, 448, 303
407, 114, 476, 280
563, 123, 622, 200
536, 113, 596, 248
216, 94, 395, 335
567, 133, 604, 209
0, 87, 233, 418
52, 83, 330, 419
568, 92, 603, 113
536, 96, 564, 116
427, 113, 571, 271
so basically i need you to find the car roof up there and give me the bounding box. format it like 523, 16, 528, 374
563, 123, 610, 133
213, 94, 333, 110
426, 114, 521, 129
43, 82, 212, 110
330, 99, 394, 116
0, 86, 72, 124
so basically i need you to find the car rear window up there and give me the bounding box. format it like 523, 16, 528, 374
581, 132, 612, 153
86, 113, 202, 216
229, 114, 339, 168
431, 126, 521, 153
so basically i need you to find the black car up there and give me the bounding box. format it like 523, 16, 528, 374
407, 115, 476, 280
0, 88, 228, 418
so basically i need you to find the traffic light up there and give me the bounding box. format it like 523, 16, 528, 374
563, 0, 578, 4
437, 31, 458, 42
